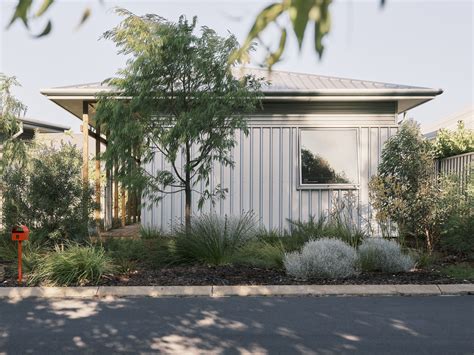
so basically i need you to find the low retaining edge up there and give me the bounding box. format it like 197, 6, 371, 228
0, 284, 473, 299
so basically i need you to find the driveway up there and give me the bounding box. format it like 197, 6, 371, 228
0, 295, 472, 354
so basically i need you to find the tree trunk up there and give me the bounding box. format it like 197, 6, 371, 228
425, 229, 433, 255
185, 183, 191, 231
184, 142, 192, 232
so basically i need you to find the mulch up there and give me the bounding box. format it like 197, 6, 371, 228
98, 265, 472, 286
1, 263, 472, 288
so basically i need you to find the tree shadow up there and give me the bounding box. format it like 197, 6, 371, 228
0, 295, 472, 354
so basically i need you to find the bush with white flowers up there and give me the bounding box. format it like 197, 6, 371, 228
284, 238, 357, 279
357, 238, 414, 273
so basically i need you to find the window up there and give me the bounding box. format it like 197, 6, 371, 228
299, 128, 359, 188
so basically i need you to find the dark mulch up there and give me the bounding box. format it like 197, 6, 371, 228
1, 263, 472, 287
99, 265, 471, 287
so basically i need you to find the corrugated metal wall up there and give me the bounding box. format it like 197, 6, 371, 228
141, 104, 398, 233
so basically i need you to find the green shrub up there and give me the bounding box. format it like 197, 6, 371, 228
440, 211, 474, 260
173, 213, 257, 265
432, 121, 474, 159
2, 143, 94, 246
231, 239, 285, 269
357, 238, 414, 273
140, 225, 165, 239
103, 237, 174, 271
285, 216, 325, 250
27, 243, 114, 286
369, 120, 447, 252
438, 172, 474, 259
413, 250, 439, 269
440, 263, 474, 281
0, 235, 17, 262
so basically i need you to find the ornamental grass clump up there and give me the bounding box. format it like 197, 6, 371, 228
231, 239, 285, 269
284, 238, 357, 279
28, 243, 114, 286
357, 238, 414, 273
173, 212, 257, 266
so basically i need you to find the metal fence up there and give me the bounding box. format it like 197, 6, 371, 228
435, 152, 473, 190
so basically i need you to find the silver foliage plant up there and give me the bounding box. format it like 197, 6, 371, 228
284, 238, 357, 279
357, 238, 414, 273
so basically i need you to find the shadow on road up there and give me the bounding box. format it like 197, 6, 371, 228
0, 296, 472, 354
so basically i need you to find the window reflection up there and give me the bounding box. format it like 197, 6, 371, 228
300, 129, 358, 185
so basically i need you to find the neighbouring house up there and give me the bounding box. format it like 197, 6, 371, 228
17, 117, 70, 139
40, 69, 442, 233
422, 105, 473, 139
422, 106, 474, 187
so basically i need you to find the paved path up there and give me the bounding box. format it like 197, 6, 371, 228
0, 296, 472, 354
97, 223, 140, 239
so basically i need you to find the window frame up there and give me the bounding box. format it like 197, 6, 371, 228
297, 127, 360, 190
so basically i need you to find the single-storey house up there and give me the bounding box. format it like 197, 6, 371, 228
41, 68, 442, 233
17, 117, 70, 139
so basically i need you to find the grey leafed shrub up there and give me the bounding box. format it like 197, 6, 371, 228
357, 238, 414, 273
27, 243, 114, 286
284, 238, 357, 279
173, 212, 258, 265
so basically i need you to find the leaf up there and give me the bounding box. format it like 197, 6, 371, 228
266, 28, 287, 69
34, 20, 52, 38
234, 2, 286, 62
35, 0, 54, 17
289, 0, 313, 49
314, 0, 331, 59
8, 0, 33, 28
76, 7, 91, 28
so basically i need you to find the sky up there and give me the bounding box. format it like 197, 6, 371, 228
1, 0, 473, 132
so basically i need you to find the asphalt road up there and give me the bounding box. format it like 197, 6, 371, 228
0, 295, 472, 354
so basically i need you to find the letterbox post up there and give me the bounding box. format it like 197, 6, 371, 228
18, 239, 22, 283
11, 225, 29, 284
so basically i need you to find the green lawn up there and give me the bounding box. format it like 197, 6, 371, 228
441, 263, 474, 280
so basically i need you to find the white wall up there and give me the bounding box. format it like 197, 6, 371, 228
141, 104, 398, 234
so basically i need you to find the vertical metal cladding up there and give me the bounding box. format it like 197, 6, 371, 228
141, 108, 399, 233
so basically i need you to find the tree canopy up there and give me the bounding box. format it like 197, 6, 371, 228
7, 0, 385, 68
95, 9, 262, 227
0, 73, 28, 174
431, 121, 474, 159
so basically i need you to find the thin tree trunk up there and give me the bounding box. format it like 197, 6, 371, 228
425, 229, 433, 255
184, 142, 192, 231
185, 183, 191, 231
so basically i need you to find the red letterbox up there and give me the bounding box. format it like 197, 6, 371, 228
11, 225, 30, 241
11, 225, 29, 284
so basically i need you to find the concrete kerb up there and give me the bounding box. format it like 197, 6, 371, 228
0, 284, 472, 299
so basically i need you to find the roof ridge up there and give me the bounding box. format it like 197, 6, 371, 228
239, 66, 427, 90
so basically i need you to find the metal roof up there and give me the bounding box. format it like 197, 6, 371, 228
40, 68, 443, 117
41, 67, 442, 97
20, 117, 70, 132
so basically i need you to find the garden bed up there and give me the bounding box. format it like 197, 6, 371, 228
1, 263, 472, 287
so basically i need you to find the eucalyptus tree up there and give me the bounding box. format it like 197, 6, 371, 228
0, 73, 28, 174
95, 9, 262, 228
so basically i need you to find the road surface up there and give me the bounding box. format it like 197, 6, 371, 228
0, 295, 472, 354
